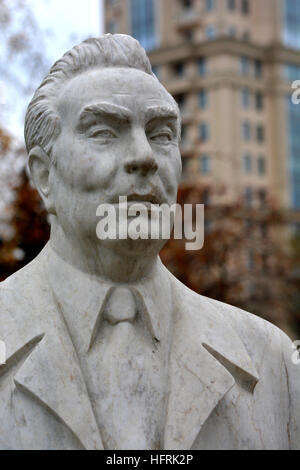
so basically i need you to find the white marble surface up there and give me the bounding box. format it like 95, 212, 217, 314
0, 34, 299, 449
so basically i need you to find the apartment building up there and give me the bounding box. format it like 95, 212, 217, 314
105, 0, 300, 210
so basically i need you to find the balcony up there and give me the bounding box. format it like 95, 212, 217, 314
176, 8, 200, 30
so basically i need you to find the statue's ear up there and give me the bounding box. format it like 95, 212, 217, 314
28, 146, 56, 215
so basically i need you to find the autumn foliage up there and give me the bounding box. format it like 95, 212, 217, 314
161, 183, 300, 337
0, 163, 50, 281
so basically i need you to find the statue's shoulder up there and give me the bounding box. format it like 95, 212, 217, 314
0, 247, 52, 365
0, 247, 48, 328
1, 257, 40, 303
209, 295, 291, 342
170, 270, 293, 355
197, 294, 294, 361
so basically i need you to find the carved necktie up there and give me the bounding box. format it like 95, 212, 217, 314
95, 287, 166, 450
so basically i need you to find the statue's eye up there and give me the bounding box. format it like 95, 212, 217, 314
150, 132, 172, 143
89, 128, 116, 139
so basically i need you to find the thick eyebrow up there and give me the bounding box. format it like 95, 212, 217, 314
78, 102, 133, 125
144, 105, 179, 123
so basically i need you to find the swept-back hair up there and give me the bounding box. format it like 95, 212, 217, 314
24, 34, 157, 161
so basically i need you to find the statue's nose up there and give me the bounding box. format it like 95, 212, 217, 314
124, 158, 158, 177
124, 130, 158, 177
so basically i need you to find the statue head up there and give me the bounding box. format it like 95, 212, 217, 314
25, 34, 182, 263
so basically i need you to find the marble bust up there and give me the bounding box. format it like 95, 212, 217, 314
0, 34, 299, 450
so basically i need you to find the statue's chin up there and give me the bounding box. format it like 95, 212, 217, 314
94, 215, 173, 257
98, 236, 168, 258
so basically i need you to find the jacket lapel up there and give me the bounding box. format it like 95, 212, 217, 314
164, 336, 235, 450
164, 277, 259, 450
13, 314, 103, 450
5, 263, 104, 451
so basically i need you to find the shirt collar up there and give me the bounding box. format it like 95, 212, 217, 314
45, 244, 173, 353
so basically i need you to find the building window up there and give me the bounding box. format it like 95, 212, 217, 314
183, 30, 194, 42
241, 87, 250, 109
255, 91, 264, 110
254, 59, 262, 78
240, 56, 249, 76
174, 93, 186, 112
130, 0, 156, 51
243, 31, 250, 41
242, 121, 251, 141
206, 26, 217, 39
283, 0, 300, 50
258, 188, 267, 207
202, 188, 211, 205
206, 0, 214, 11
152, 65, 160, 78
260, 222, 268, 238
243, 153, 252, 173
257, 124, 265, 142
285, 64, 300, 81
173, 62, 185, 77
227, 0, 235, 10
247, 249, 255, 270
199, 154, 211, 173
199, 122, 209, 141
107, 21, 117, 33
244, 218, 253, 237
241, 0, 250, 15
228, 26, 237, 38
244, 187, 253, 207
182, 0, 193, 8
204, 217, 212, 233
197, 57, 206, 76
258, 156, 266, 175
181, 124, 187, 142
181, 156, 190, 176
198, 89, 208, 108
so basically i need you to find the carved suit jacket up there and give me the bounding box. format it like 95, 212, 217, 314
0, 243, 299, 450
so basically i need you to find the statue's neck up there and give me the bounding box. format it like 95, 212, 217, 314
49, 221, 160, 284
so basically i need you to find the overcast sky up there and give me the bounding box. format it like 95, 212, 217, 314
29, 0, 104, 62
2, 0, 104, 138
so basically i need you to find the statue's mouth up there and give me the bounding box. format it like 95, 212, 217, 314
126, 193, 161, 205
110, 188, 164, 206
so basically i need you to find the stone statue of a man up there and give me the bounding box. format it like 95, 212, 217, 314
0, 34, 299, 450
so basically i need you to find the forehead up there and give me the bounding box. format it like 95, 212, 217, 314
55, 67, 177, 123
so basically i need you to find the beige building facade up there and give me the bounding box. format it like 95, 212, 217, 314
105, 0, 300, 210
